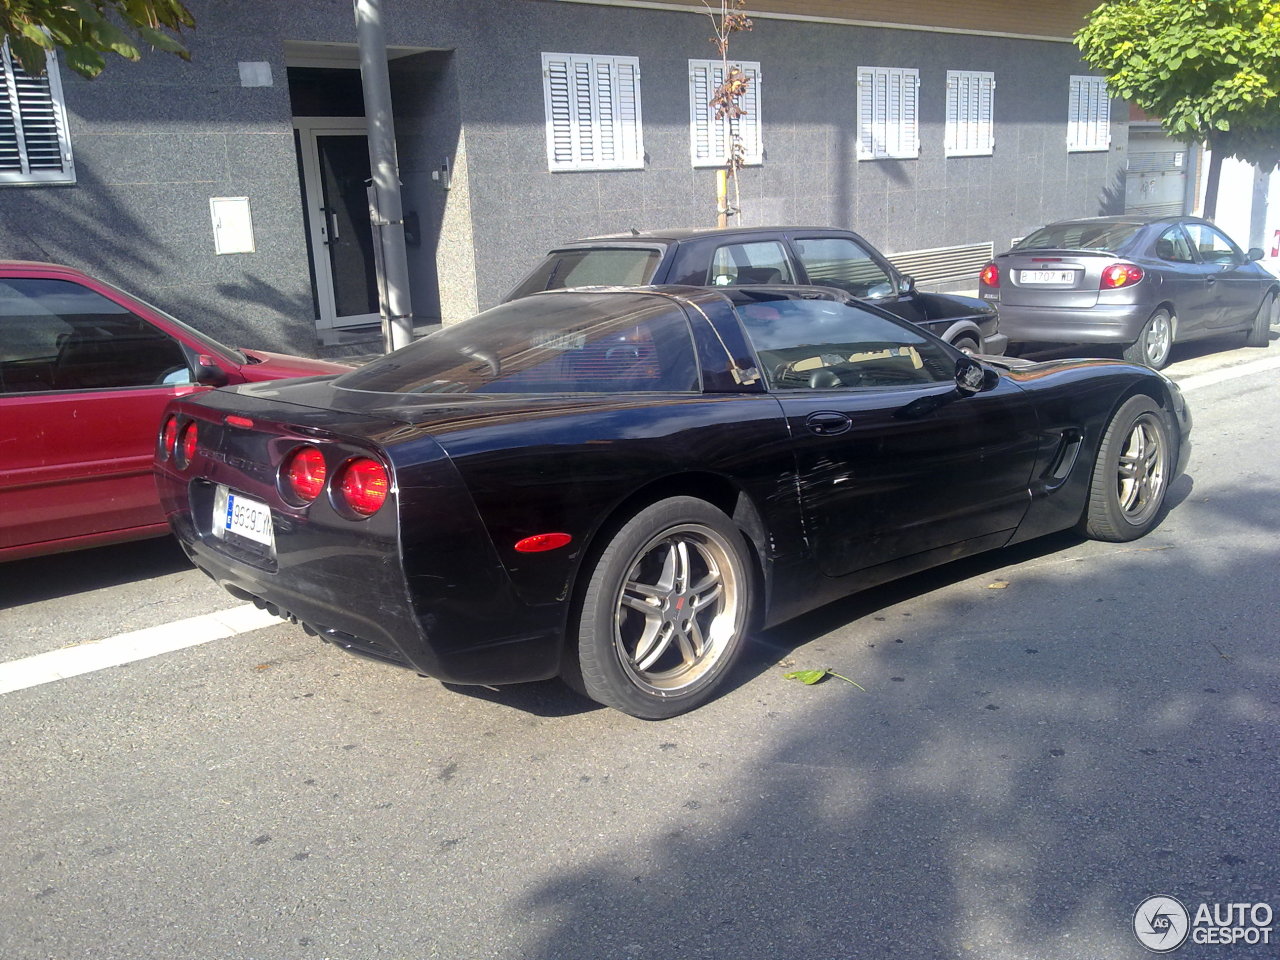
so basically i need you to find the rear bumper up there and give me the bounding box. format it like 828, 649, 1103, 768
996, 302, 1150, 345
154, 396, 566, 687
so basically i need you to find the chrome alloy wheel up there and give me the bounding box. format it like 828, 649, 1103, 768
1142, 312, 1172, 367
613, 523, 744, 695
1115, 412, 1167, 525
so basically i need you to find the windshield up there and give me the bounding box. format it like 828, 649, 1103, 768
506, 246, 663, 299
1015, 221, 1144, 253
335, 291, 699, 395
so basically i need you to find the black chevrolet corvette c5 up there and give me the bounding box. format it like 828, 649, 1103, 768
155, 285, 1191, 719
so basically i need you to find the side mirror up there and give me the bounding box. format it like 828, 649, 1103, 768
1248, 247, 1265, 262
898, 274, 916, 294
955, 355, 997, 395
194, 354, 229, 387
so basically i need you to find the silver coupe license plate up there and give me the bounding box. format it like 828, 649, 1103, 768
213, 485, 275, 548
1020, 269, 1075, 284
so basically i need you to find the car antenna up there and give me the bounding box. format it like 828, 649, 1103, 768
630, 227, 640, 236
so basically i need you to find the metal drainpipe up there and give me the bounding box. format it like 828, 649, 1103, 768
354, 0, 414, 352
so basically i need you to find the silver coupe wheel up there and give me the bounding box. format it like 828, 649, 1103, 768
614, 523, 743, 695
570, 496, 752, 718
1113, 412, 1167, 526
1082, 395, 1172, 542
1125, 309, 1173, 369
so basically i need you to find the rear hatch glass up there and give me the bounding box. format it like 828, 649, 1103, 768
335, 292, 699, 396
1000, 221, 1144, 307
506, 246, 663, 300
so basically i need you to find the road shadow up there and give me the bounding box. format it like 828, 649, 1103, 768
0, 536, 193, 610
507, 472, 1278, 960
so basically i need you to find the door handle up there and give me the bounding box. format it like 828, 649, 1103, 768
1206, 275, 1217, 284
805, 411, 852, 436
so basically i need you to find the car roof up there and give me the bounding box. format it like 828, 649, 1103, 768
0, 259, 96, 278
559, 226, 855, 244
1036, 214, 1203, 229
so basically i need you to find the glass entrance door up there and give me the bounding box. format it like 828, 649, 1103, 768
296, 119, 380, 333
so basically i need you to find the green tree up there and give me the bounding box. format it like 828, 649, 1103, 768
1076, 0, 1280, 219
1, 0, 194, 79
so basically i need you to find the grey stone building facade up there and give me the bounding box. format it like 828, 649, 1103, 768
0, 0, 1126, 355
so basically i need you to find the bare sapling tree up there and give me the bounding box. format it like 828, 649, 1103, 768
705, 0, 752, 226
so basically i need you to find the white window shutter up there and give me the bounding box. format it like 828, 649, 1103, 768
543, 54, 575, 169
857, 66, 917, 160
735, 63, 762, 165
689, 60, 719, 165
1068, 75, 1109, 151
542, 52, 643, 172
856, 68, 877, 159
689, 59, 761, 167
614, 58, 643, 168
0, 44, 75, 185
945, 70, 994, 157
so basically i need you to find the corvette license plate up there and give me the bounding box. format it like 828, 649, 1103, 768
1020, 269, 1075, 284
213, 485, 275, 548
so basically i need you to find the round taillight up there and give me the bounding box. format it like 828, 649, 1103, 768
335, 458, 389, 517
177, 421, 198, 466
1101, 262, 1144, 289
283, 446, 327, 503
161, 416, 178, 459
979, 262, 1000, 288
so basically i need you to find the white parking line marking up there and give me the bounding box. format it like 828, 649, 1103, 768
0, 604, 283, 695
1174, 353, 1280, 392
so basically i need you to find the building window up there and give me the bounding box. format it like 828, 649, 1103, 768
944, 70, 994, 157
1067, 75, 1110, 152
0, 44, 75, 186
541, 52, 643, 172
688, 59, 762, 168
856, 66, 919, 160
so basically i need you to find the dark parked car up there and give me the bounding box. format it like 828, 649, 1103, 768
156, 285, 1189, 719
0, 261, 351, 561
979, 215, 1279, 369
509, 226, 1007, 355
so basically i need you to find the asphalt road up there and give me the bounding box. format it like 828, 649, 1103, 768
2, 334, 1278, 960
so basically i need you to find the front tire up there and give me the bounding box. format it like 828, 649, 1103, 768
1080, 395, 1171, 542
1246, 293, 1273, 348
570, 497, 751, 719
952, 335, 981, 355
1123, 308, 1173, 369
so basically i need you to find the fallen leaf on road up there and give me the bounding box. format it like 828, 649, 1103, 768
784, 668, 866, 691
987, 580, 1009, 589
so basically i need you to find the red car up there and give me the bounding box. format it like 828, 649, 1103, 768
0, 261, 351, 561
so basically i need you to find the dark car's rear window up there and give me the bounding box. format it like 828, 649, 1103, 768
506, 247, 663, 299
1015, 221, 1144, 253
336, 292, 699, 395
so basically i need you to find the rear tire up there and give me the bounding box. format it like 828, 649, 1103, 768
1246, 293, 1273, 348
952, 335, 981, 355
1080, 395, 1171, 542
1122, 308, 1173, 370
569, 497, 752, 719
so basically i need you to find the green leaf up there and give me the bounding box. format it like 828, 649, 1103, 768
784, 669, 828, 685
62, 43, 108, 79
784, 667, 867, 691
135, 24, 188, 56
